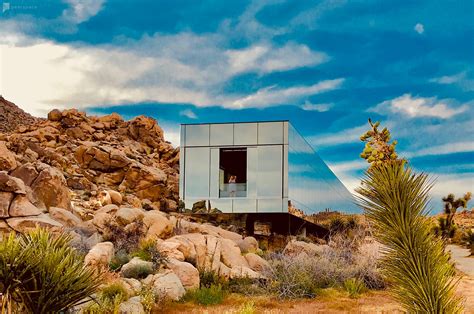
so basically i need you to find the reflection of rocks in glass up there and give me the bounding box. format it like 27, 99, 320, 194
191, 200, 206, 213
191, 200, 222, 214
288, 200, 305, 218
254, 221, 271, 236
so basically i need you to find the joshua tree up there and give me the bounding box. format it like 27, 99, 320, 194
360, 118, 399, 166
436, 192, 472, 239
356, 120, 462, 313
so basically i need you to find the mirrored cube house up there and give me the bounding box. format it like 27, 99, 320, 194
180, 121, 360, 236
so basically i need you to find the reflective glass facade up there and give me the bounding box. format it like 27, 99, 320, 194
288, 124, 359, 214
180, 121, 360, 215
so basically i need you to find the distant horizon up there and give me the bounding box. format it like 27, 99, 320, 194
1, 0, 473, 212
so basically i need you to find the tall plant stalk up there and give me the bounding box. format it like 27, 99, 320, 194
356, 162, 463, 313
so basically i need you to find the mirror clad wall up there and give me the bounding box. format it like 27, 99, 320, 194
180, 121, 360, 216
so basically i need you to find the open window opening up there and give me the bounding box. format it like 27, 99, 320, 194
219, 148, 247, 197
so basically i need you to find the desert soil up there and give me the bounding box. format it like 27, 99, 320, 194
166, 246, 474, 313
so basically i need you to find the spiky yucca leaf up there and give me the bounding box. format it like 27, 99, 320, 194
356, 163, 463, 313
0, 228, 102, 313
19, 228, 102, 313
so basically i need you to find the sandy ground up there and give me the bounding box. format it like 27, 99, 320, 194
165, 245, 474, 313
449, 245, 474, 313
448, 245, 474, 277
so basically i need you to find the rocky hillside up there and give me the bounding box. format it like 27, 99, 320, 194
0, 96, 39, 133
0, 102, 180, 225
0, 98, 277, 307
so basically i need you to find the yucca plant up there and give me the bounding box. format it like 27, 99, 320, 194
356, 162, 463, 313
0, 228, 102, 313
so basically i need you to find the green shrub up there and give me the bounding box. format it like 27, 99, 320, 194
183, 284, 226, 305
237, 301, 256, 314
83, 282, 128, 314
199, 270, 223, 288
109, 249, 130, 271
139, 285, 155, 313
226, 277, 265, 296
464, 229, 474, 256
266, 255, 318, 299
130, 239, 167, 269
0, 228, 101, 313
100, 282, 129, 302
83, 294, 123, 314
343, 278, 366, 298
103, 221, 145, 253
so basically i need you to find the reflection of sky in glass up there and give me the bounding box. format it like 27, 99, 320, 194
288, 124, 360, 214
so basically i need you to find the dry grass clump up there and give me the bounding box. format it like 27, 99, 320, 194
263, 229, 385, 299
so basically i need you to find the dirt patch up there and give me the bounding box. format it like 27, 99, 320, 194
163, 289, 403, 313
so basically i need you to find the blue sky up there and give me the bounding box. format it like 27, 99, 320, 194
0, 0, 473, 211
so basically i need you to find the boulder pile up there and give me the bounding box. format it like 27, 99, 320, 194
0, 99, 273, 309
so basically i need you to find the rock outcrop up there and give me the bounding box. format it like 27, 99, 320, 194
0, 98, 271, 305
0, 96, 39, 133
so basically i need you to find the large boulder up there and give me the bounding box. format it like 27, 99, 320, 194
108, 190, 122, 205
30, 164, 71, 210
0, 141, 17, 171
119, 296, 144, 314
142, 270, 186, 301
48, 207, 82, 227
0, 192, 14, 218
121, 278, 142, 296
6, 214, 63, 233
47, 109, 62, 121
245, 253, 270, 272
238, 236, 258, 253
0, 220, 12, 234
158, 241, 185, 261
120, 165, 167, 201
74, 144, 131, 172
127, 115, 164, 148
283, 240, 325, 257
166, 258, 200, 290
219, 238, 249, 269
120, 257, 154, 279
84, 242, 114, 267
10, 163, 39, 186
91, 212, 113, 230
115, 207, 144, 226
8, 195, 42, 217
164, 235, 199, 264
204, 235, 222, 273
230, 266, 261, 280
143, 210, 173, 239
0, 172, 26, 194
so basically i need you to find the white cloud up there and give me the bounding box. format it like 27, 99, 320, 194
328, 160, 367, 173
429, 173, 474, 211
62, 0, 106, 23
162, 127, 180, 147
225, 78, 344, 108
0, 28, 332, 115
227, 43, 327, 74
404, 141, 474, 158
414, 23, 424, 34
430, 71, 474, 91
301, 101, 333, 112
180, 109, 198, 119
308, 124, 368, 147
430, 71, 466, 85
371, 94, 468, 119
